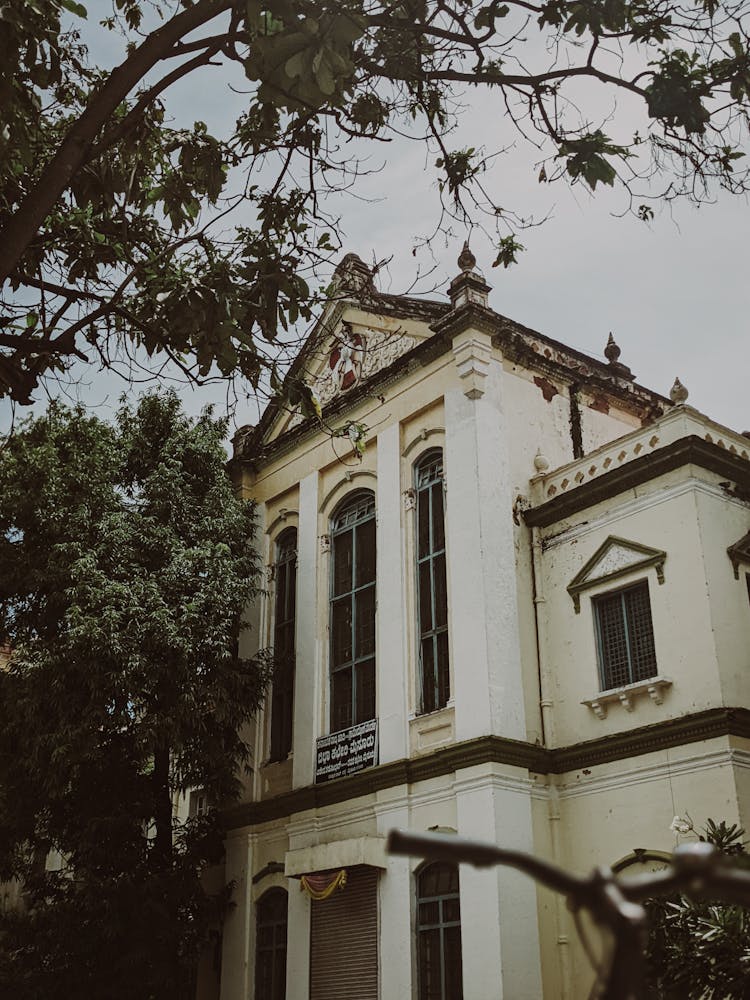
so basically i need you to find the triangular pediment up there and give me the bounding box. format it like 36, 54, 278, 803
265, 303, 430, 443
567, 535, 666, 612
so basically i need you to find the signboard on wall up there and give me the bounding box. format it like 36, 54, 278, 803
315, 719, 378, 783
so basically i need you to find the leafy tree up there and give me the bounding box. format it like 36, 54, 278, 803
1, 0, 750, 405
0, 391, 270, 1000
645, 818, 750, 999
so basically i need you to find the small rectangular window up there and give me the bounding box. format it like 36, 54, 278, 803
593, 581, 657, 690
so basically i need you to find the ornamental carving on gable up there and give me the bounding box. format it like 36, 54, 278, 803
593, 544, 644, 578
286, 323, 418, 428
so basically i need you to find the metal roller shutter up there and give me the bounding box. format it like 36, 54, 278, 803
309, 866, 379, 1000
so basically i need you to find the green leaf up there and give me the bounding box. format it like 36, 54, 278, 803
60, 0, 88, 17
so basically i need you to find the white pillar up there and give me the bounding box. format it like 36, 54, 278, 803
376, 422, 409, 763
456, 768, 543, 1000
444, 330, 526, 741
375, 790, 413, 998
286, 880, 311, 1000
292, 471, 320, 789
220, 831, 254, 1000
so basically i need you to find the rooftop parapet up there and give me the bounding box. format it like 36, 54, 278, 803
529, 405, 750, 508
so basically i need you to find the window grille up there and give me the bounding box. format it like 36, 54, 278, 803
416, 862, 463, 1000
415, 451, 449, 713
593, 581, 657, 690
255, 889, 288, 1000
270, 527, 297, 761
330, 491, 376, 732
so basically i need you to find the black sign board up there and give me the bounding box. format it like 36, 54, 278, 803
315, 719, 378, 783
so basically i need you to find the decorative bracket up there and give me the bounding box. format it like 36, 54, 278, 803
319, 533, 331, 553
582, 676, 672, 719
452, 331, 491, 399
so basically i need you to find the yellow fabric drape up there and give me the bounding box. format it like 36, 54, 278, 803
300, 869, 347, 900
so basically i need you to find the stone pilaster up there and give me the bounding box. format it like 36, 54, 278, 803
444, 330, 526, 742
455, 768, 543, 1000
375, 790, 413, 1000
376, 423, 409, 763
292, 471, 320, 788
219, 831, 254, 1000
285, 880, 311, 1000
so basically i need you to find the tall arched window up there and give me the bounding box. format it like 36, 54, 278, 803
416, 862, 463, 1000
330, 491, 376, 732
255, 888, 288, 1000
270, 528, 296, 761
415, 451, 449, 713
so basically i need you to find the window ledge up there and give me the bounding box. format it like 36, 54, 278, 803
582, 677, 672, 720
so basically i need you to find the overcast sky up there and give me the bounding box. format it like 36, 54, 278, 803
2, 8, 748, 439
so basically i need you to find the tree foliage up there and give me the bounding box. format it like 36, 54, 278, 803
1, 0, 750, 404
645, 819, 750, 999
0, 391, 270, 999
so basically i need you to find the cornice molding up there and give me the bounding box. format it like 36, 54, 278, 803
223, 707, 750, 830
525, 437, 750, 528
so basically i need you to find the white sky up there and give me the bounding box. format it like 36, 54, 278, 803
2, 7, 748, 438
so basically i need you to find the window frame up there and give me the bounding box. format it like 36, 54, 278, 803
592, 578, 658, 690
254, 887, 288, 1000
414, 449, 450, 714
269, 526, 297, 762
415, 861, 463, 1000
328, 490, 377, 733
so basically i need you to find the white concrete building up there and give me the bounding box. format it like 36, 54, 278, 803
214, 250, 750, 1000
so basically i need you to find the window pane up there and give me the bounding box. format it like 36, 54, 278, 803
436, 631, 450, 709
444, 925, 463, 999
273, 947, 287, 1000
355, 516, 376, 586
442, 898, 460, 923
597, 593, 630, 688
288, 561, 297, 618
332, 668, 352, 732
625, 585, 657, 681
258, 926, 273, 946
419, 900, 440, 925
333, 529, 353, 596
274, 562, 287, 619
418, 928, 442, 1000
256, 890, 288, 1000
431, 482, 445, 552
433, 554, 448, 628
419, 561, 433, 633
331, 598, 352, 666
355, 585, 376, 658
418, 488, 431, 560
355, 658, 375, 723
422, 637, 436, 713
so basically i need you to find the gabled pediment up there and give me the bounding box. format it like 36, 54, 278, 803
727, 530, 750, 579
567, 535, 666, 612
265, 305, 425, 443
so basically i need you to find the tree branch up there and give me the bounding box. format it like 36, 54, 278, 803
0, 0, 234, 285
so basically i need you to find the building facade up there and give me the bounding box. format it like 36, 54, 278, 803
217, 250, 750, 1000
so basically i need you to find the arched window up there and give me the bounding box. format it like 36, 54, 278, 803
416, 862, 463, 1000
270, 528, 296, 761
415, 451, 449, 713
330, 491, 376, 732
255, 888, 288, 1000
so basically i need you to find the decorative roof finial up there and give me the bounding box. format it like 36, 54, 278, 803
457, 240, 476, 272
604, 333, 621, 364
670, 377, 689, 404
